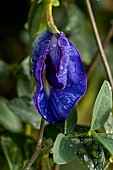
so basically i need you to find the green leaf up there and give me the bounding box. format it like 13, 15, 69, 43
53, 133, 80, 164
1, 135, 23, 170
28, 0, 47, 42
76, 143, 95, 169
89, 129, 113, 156
0, 97, 22, 132
17, 78, 33, 98
44, 124, 64, 141
98, 135, 113, 155
91, 81, 112, 130
104, 112, 113, 133
65, 107, 77, 134
8, 97, 41, 129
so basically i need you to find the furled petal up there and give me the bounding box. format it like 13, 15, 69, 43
56, 33, 70, 88
45, 34, 63, 89
32, 31, 52, 88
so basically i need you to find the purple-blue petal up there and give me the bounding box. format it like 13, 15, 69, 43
32, 31, 52, 88
56, 32, 70, 88
45, 34, 63, 89
32, 31, 87, 124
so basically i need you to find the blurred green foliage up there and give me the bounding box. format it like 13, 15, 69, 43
0, 0, 113, 170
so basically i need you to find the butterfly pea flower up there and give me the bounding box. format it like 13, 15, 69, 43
32, 30, 87, 124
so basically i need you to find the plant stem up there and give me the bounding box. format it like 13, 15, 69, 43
23, 118, 45, 170
87, 21, 113, 80
45, 0, 60, 33
75, 133, 88, 137
86, 0, 113, 90
54, 164, 60, 170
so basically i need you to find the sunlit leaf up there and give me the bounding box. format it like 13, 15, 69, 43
91, 81, 112, 130
89, 130, 113, 156
98, 135, 113, 156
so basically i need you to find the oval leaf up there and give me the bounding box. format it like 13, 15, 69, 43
28, 0, 47, 42
8, 97, 41, 129
65, 107, 77, 134
91, 81, 112, 130
0, 97, 22, 132
17, 78, 33, 98
53, 133, 80, 164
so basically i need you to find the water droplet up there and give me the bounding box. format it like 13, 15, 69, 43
60, 65, 63, 70
44, 109, 47, 113
67, 100, 70, 104
52, 120, 55, 124
64, 105, 68, 109
70, 144, 73, 147
66, 26, 70, 31
52, 43, 57, 47
34, 99, 36, 103
109, 86, 111, 91
84, 155, 88, 162
91, 164, 94, 168
33, 122, 37, 127
43, 115, 47, 119
77, 63, 80, 66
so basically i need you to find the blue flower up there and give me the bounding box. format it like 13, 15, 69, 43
32, 30, 87, 124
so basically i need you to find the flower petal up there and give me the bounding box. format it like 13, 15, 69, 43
56, 32, 70, 88
32, 31, 87, 124
32, 31, 52, 88
45, 34, 63, 89
33, 89, 60, 124
45, 54, 63, 89
47, 39, 87, 123
68, 41, 87, 96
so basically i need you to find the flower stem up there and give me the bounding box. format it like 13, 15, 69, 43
54, 164, 60, 170
87, 21, 113, 80
45, 0, 60, 33
23, 118, 45, 170
86, 0, 113, 90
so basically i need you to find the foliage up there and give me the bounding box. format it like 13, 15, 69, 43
0, 0, 113, 170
